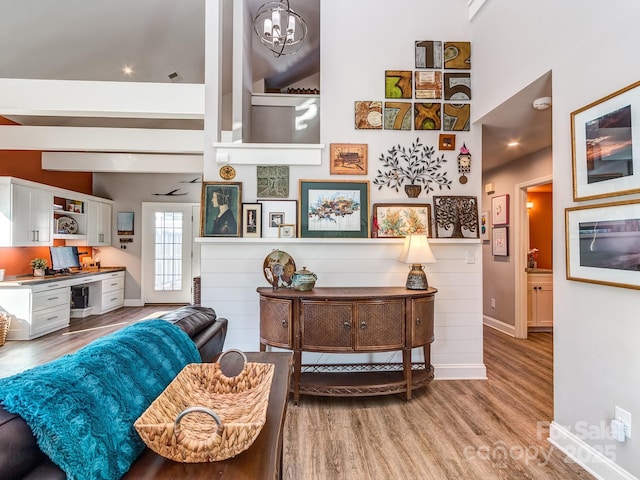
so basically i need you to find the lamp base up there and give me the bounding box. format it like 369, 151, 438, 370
405, 264, 429, 290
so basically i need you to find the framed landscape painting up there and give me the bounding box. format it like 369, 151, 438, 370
299, 180, 369, 238
571, 80, 640, 201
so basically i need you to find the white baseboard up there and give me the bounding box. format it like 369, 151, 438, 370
483, 315, 516, 337
549, 422, 638, 480
124, 299, 144, 307
434, 364, 487, 380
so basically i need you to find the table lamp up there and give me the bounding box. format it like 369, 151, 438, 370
398, 234, 437, 289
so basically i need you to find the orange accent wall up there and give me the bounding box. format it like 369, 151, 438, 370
527, 192, 553, 269
0, 117, 93, 277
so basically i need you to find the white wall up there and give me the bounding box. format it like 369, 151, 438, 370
199, 0, 486, 378
473, 0, 640, 476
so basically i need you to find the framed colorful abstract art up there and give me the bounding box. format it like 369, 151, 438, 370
299, 180, 369, 238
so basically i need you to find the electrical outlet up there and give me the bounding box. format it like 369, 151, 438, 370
491, 298, 496, 309
466, 250, 475, 264
615, 406, 632, 438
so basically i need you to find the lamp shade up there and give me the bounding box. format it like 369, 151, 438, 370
398, 234, 437, 264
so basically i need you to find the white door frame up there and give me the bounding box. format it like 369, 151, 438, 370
141, 202, 199, 304
514, 175, 552, 339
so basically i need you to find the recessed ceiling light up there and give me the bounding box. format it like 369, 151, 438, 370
508, 142, 520, 147
122, 66, 134, 76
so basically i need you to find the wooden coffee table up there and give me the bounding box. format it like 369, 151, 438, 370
124, 351, 293, 480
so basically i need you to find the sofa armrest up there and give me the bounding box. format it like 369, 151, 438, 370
193, 317, 228, 362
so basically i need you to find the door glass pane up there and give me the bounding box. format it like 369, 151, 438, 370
153, 211, 183, 291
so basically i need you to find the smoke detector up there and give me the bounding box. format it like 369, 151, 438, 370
532, 96, 552, 110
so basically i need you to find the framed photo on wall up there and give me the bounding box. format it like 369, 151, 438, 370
259, 200, 297, 238
299, 180, 370, 238
241, 203, 262, 238
571, 80, 640, 201
200, 182, 242, 237
492, 226, 509, 256
566, 198, 640, 290
491, 194, 509, 226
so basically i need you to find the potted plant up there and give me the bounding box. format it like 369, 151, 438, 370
30, 258, 48, 277
373, 137, 452, 197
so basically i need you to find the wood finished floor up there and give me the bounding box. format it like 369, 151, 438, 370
0, 307, 593, 479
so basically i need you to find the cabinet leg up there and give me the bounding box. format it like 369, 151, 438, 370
293, 350, 302, 405
403, 349, 412, 402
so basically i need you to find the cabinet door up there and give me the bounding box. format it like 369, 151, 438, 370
301, 300, 353, 351
354, 300, 404, 351
536, 284, 554, 327
12, 184, 52, 246
260, 296, 293, 348
87, 200, 112, 246
410, 296, 434, 347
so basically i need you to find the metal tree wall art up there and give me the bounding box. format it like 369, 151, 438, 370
373, 137, 452, 197
433, 195, 479, 238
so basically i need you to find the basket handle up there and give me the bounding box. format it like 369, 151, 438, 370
174, 406, 223, 447
217, 349, 248, 378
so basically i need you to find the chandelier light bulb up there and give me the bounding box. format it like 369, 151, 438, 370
263, 18, 272, 37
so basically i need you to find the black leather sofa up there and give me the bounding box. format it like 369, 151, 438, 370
0, 305, 228, 480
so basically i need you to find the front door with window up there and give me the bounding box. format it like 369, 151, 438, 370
141, 203, 197, 304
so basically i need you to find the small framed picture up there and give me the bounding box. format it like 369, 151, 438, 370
491, 194, 509, 226
241, 203, 262, 238
492, 226, 509, 256
259, 200, 297, 238
439, 133, 456, 151
278, 223, 296, 238
329, 143, 368, 175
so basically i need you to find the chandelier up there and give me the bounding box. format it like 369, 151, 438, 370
253, 1, 308, 57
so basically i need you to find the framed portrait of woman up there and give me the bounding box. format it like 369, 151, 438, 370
200, 182, 242, 237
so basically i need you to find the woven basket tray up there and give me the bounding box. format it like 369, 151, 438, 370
134, 350, 274, 463
0, 313, 10, 347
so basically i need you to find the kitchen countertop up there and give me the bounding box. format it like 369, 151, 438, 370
526, 268, 552, 274
0, 267, 125, 287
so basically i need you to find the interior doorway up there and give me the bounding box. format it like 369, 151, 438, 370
141, 202, 198, 304
514, 176, 553, 338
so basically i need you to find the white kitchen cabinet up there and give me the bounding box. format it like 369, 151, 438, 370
0, 181, 53, 246
86, 200, 112, 246
527, 273, 553, 329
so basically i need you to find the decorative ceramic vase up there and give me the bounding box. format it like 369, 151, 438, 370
292, 267, 317, 291
404, 185, 421, 198
33, 269, 45, 277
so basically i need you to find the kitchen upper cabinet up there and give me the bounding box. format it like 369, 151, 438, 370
0, 182, 52, 246
86, 200, 112, 246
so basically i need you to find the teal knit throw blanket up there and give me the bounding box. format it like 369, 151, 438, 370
0, 319, 201, 480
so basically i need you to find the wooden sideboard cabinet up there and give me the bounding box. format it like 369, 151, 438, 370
258, 286, 437, 403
